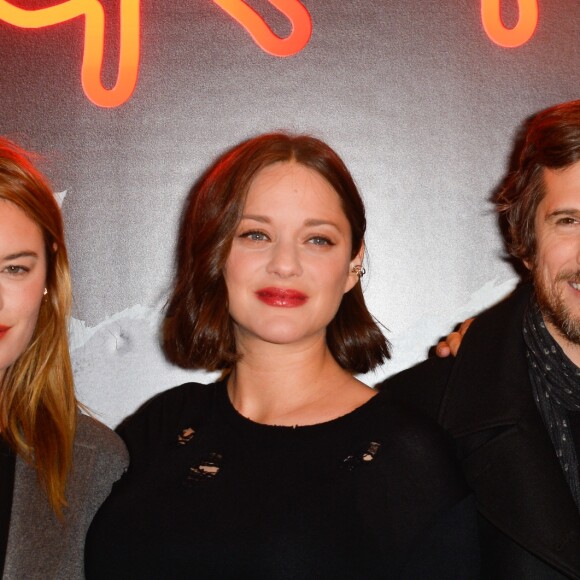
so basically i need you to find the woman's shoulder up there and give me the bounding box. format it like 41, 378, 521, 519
75, 413, 129, 478
116, 381, 220, 463
139, 381, 217, 413
365, 391, 467, 494
76, 413, 126, 452
366, 389, 447, 436
120, 381, 218, 429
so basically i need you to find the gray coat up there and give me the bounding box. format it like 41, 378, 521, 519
3, 414, 128, 579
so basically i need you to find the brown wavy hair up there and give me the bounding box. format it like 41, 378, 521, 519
164, 132, 390, 373
496, 100, 580, 264
0, 138, 77, 517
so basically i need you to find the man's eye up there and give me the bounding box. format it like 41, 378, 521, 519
556, 217, 578, 225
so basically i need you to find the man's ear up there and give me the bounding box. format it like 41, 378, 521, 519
344, 243, 365, 294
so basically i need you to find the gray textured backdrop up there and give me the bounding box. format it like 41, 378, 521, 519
1, 0, 578, 426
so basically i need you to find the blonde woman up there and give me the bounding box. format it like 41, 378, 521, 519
0, 138, 127, 578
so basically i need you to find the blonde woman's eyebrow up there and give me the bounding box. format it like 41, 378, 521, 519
1, 251, 39, 261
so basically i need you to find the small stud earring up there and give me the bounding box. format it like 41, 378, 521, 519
351, 265, 366, 278
43, 288, 48, 296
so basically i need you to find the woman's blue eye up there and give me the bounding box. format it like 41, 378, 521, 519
240, 230, 269, 241
308, 236, 332, 246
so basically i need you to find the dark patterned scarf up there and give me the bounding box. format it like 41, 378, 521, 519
523, 295, 580, 509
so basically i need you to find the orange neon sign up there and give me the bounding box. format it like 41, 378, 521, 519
213, 0, 312, 58
481, 0, 539, 48
0, 0, 311, 108
0, 1, 543, 108
0, 0, 140, 108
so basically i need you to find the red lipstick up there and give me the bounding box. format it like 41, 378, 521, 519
256, 288, 308, 307
0, 326, 11, 339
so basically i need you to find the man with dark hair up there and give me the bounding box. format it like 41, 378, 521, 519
383, 100, 580, 579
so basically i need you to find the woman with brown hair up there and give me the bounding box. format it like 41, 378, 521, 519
86, 132, 479, 578
0, 138, 127, 578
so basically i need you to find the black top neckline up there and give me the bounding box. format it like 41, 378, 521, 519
217, 379, 383, 434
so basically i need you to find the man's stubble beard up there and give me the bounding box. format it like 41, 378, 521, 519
534, 266, 580, 345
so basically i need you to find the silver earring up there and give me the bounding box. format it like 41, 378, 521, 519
43, 288, 48, 296
351, 265, 365, 278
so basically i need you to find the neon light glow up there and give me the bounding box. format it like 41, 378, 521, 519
481, 0, 539, 48
0, 0, 545, 108
0, 0, 140, 108
212, 0, 312, 57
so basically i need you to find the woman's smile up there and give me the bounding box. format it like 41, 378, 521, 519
255, 287, 308, 307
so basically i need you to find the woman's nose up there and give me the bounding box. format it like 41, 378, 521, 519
265, 240, 302, 278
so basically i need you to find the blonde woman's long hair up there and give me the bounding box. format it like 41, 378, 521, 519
0, 138, 77, 516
